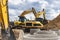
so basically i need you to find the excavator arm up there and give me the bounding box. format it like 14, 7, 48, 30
32, 8, 48, 25
19, 8, 35, 22
32, 8, 46, 19
20, 7, 37, 17
20, 10, 32, 17
0, 0, 24, 40
36, 9, 46, 19
32, 7, 37, 18
0, 0, 9, 30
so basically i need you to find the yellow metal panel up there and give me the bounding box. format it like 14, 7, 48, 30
0, 0, 9, 30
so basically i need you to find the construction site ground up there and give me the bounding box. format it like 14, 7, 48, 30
1, 29, 60, 40
23, 30, 60, 40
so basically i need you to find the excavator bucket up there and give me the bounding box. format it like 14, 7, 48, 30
32, 7, 37, 17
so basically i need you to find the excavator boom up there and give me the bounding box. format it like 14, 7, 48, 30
20, 10, 32, 17
31, 8, 48, 25
0, 0, 24, 40
36, 9, 46, 19
32, 8, 46, 19
0, 0, 9, 30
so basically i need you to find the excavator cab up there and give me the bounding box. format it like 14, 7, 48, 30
36, 18, 43, 23
18, 16, 26, 22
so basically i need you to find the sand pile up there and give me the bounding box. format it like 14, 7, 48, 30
44, 14, 60, 30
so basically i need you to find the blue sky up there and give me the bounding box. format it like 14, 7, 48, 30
8, 0, 60, 21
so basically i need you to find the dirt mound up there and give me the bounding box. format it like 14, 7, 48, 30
53, 14, 60, 22
44, 14, 60, 30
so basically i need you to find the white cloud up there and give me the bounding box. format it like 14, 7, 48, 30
9, 9, 16, 16
46, 9, 60, 20
8, 0, 60, 21
40, 0, 60, 20
57, 10, 60, 13
27, 0, 40, 2
9, 9, 23, 21
25, 13, 35, 20
8, 0, 25, 5
39, 0, 48, 9
9, 16, 18, 21
49, 0, 60, 9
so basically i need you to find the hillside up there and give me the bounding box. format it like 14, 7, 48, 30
44, 14, 60, 30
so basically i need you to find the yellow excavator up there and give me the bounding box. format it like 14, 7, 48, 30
0, 0, 24, 40
14, 8, 44, 32
14, 8, 48, 32
14, 7, 48, 31
14, 9, 43, 28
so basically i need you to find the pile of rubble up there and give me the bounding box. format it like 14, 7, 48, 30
44, 14, 60, 30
